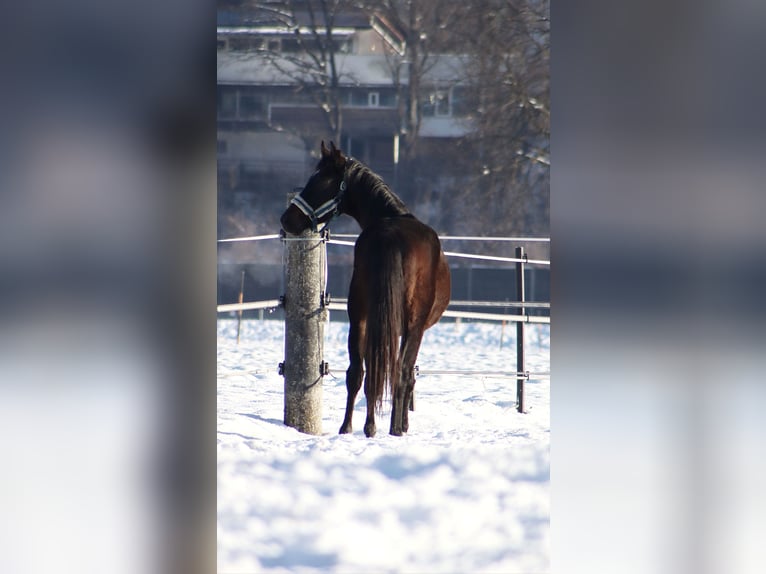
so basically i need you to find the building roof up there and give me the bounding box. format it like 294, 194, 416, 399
218, 8, 370, 30
218, 52, 394, 87
218, 52, 469, 88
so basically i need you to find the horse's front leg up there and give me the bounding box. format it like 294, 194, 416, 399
339, 355, 363, 434
340, 304, 365, 434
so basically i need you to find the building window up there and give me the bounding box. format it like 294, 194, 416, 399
421, 91, 451, 117
378, 91, 396, 107
239, 92, 265, 119
346, 90, 393, 107
349, 91, 367, 106
217, 139, 227, 154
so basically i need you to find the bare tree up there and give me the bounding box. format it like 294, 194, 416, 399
366, 3, 461, 154
345, 0, 465, 210
364, 0, 549, 236
454, 0, 550, 236
226, 0, 356, 144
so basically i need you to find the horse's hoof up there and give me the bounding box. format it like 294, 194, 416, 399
389, 426, 403, 436
339, 425, 351, 434
364, 424, 376, 438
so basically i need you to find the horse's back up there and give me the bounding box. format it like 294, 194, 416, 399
355, 216, 440, 273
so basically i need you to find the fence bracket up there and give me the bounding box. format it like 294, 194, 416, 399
279, 361, 330, 378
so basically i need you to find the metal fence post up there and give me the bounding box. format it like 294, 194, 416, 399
236, 269, 245, 344
516, 246, 526, 413
281, 206, 327, 435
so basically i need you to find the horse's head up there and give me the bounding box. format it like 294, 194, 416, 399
280, 140, 348, 234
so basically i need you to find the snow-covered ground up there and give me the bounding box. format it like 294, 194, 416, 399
218, 318, 550, 573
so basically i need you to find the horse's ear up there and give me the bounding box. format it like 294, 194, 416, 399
320, 140, 330, 158
332, 145, 346, 168
335, 149, 346, 169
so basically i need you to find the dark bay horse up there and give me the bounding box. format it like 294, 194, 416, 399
280, 141, 451, 437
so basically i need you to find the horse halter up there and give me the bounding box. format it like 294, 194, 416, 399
290, 170, 347, 232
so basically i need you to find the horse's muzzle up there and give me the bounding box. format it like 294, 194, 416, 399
280, 205, 308, 235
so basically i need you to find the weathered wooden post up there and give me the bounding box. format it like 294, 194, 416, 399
280, 220, 327, 435
516, 246, 526, 413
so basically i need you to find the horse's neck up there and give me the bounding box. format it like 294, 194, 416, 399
345, 165, 408, 229
348, 190, 408, 229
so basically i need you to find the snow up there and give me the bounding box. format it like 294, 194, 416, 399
218, 318, 550, 573
217, 52, 470, 89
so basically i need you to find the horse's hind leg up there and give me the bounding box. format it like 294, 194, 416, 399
389, 329, 413, 436
389, 347, 407, 436
339, 318, 365, 434
399, 325, 426, 434
363, 365, 377, 437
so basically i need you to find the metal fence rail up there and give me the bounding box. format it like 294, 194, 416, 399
217, 231, 551, 414
330, 233, 551, 243
216, 300, 551, 324
415, 368, 551, 380
449, 300, 550, 309
218, 233, 551, 243
324, 238, 551, 266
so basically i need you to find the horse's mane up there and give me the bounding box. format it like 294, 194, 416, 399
346, 158, 410, 216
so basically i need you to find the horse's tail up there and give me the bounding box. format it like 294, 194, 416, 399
366, 246, 403, 412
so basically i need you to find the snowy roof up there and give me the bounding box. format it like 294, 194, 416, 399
218, 26, 357, 36
217, 9, 370, 30
218, 52, 394, 87
218, 52, 469, 88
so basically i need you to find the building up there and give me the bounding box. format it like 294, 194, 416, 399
216, 6, 473, 237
